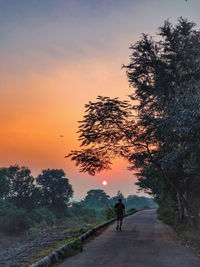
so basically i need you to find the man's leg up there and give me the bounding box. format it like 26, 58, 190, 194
116, 219, 119, 230
119, 219, 123, 231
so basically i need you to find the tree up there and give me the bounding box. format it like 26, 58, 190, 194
37, 169, 73, 210
67, 18, 200, 225
6, 165, 36, 210
83, 189, 110, 208
124, 17, 200, 223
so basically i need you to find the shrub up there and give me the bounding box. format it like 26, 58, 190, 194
101, 206, 115, 220
157, 201, 179, 227
69, 203, 97, 222
181, 229, 200, 253
127, 208, 136, 213
31, 207, 56, 225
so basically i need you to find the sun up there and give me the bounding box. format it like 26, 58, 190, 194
102, 180, 107, 186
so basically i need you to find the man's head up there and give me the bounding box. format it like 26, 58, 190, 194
118, 198, 122, 203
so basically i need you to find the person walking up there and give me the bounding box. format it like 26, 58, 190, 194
114, 198, 125, 231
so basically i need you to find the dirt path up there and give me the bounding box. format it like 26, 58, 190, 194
59, 209, 200, 267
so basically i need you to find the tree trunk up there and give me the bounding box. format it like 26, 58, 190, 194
155, 163, 193, 226
180, 194, 194, 227
177, 192, 185, 221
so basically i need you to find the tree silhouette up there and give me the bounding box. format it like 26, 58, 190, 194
67, 18, 200, 225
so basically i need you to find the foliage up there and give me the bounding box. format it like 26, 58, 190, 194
66, 96, 134, 175
124, 17, 200, 223
0, 164, 160, 236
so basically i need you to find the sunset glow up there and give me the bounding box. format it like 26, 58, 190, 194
0, 0, 198, 199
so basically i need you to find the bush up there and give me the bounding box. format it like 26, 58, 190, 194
26, 226, 39, 240
157, 207, 178, 226
0, 205, 33, 234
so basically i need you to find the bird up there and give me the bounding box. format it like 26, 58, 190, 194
59, 135, 64, 138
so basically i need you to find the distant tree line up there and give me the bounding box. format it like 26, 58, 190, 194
68, 18, 200, 228
0, 165, 156, 234
82, 189, 156, 210
0, 165, 73, 211
81, 189, 156, 220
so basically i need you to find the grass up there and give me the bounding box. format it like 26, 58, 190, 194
177, 225, 200, 255
24, 220, 105, 267
22, 236, 75, 267
25, 226, 39, 240
62, 220, 105, 235
24, 212, 137, 266
157, 207, 200, 256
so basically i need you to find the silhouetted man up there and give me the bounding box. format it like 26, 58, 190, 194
114, 198, 125, 231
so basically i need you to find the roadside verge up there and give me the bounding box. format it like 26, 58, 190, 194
30, 210, 137, 267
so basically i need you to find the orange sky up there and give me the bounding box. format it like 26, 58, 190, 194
0, 56, 138, 199
0, 0, 198, 199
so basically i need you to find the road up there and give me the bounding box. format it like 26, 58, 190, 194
59, 209, 200, 267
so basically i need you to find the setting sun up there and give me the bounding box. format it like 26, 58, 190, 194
102, 180, 107, 186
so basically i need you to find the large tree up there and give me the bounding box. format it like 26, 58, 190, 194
67, 18, 200, 225
9, 166, 36, 210
37, 169, 73, 210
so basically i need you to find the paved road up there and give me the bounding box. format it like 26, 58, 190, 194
59, 209, 200, 267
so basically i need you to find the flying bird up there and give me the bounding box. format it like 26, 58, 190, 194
59, 135, 64, 138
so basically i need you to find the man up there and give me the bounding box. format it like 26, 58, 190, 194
114, 198, 125, 231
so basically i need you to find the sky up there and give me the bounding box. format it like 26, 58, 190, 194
0, 0, 199, 200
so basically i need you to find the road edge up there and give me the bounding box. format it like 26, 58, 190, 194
29, 210, 139, 267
